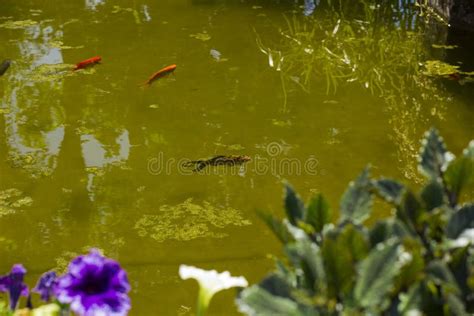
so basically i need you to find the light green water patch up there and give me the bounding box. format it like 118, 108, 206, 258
135, 199, 252, 242
0, 188, 33, 217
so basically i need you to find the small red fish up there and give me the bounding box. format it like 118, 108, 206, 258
73, 56, 102, 71
142, 64, 176, 86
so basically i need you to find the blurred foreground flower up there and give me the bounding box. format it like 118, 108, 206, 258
0, 264, 29, 310
179, 265, 248, 316
33, 271, 57, 302
54, 249, 131, 316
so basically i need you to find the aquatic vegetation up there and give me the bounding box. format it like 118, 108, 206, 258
179, 265, 248, 316
423, 60, 460, 76
0, 20, 38, 30
135, 198, 251, 242
190, 32, 211, 41
253, 0, 453, 181
0, 188, 33, 218
236, 129, 474, 315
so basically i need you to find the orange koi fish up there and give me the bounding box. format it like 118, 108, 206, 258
73, 56, 102, 71
142, 64, 176, 86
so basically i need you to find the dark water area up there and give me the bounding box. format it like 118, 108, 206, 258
0, 0, 473, 314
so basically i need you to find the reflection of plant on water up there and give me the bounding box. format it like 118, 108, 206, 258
254, 0, 451, 181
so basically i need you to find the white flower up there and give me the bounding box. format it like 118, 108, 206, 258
179, 265, 248, 316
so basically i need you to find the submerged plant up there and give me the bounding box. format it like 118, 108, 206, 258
179, 265, 248, 316
237, 129, 474, 315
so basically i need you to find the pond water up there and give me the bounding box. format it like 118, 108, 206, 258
0, 0, 473, 314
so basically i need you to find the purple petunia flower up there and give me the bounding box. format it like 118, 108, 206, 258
0, 264, 29, 310
54, 249, 131, 316
33, 271, 57, 302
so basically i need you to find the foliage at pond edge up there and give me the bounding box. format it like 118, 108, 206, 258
236, 128, 474, 315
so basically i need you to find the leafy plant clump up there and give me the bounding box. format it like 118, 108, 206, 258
237, 128, 474, 315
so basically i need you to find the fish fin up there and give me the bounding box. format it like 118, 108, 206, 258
193, 162, 207, 172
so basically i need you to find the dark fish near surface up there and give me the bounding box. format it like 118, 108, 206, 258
0, 60, 11, 76
183, 155, 251, 172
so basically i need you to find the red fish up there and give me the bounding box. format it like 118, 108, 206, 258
142, 64, 176, 86
73, 56, 102, 71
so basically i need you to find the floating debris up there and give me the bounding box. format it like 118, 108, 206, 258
135, 199, 251, 242
210, 49, 221, 61
190, 32, 211, 41
0, 60, 11, 76
148, 104, 159, 109
431, 44, 457, 50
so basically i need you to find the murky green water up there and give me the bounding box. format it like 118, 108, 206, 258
0, 0, 473, 314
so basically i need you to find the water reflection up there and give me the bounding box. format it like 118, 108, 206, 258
81, 129, 130, 201
2, 21, 65, 177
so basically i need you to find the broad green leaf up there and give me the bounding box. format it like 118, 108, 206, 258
426, 261, 460, 295
419, 128, 450, 180
321, 235, 354, 298
444, 156, 474, 204
445, 293, 467, 316
340, 167, 372, 223
395, 238, 425, 291
446, 204, 474, 239
338, 223, 369, 262
305, 194, 331, 233
286, 238, 326, 294
354, 240, 403, 310
284, 184, 305, 225
237, 285, 304, 316
420, 180, 446, 211
369, 219, 411, 247
372, 178, 405, 204
449, 246, 472, 299
398, 283, 422, 315
259, 274, 294, 299
258, 211, 293, 244
397, 190, 423, 230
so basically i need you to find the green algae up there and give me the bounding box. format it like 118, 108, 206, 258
134, 199, 251, 242
0, 19, 38, 29
423, 60, 460, 76
0, 188, 33, 217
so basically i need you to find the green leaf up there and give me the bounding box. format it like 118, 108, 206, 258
321, 234, 354, 298
372, 178, 405, 204
444, 156, 474, 204
338, 223, 370, 262
420, 180, 446, 211
340, 167, 373, 223
397, 190, 423, 230
237, 285, 304, 316
369, 219, 411, 247
286, 238, 327, 294
354, 240, 403, 310
419, 128, 449, 180
284, 184, 305, 225
446, 204, 474, 239
305, 194, 331, 233
398, 283, 422, 315
445, 293, 467, 316
259, 274, 294, 299
258, 211, 293, 244
426, 261, 460, 294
